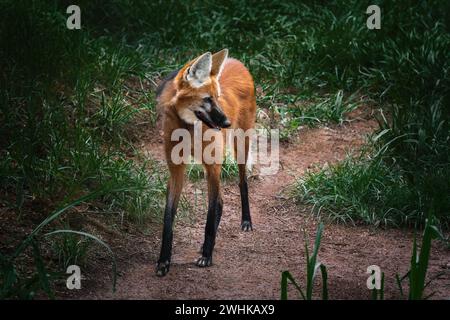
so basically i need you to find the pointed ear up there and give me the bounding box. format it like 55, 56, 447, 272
210, 49, 228, 78
185, 52, 212, 87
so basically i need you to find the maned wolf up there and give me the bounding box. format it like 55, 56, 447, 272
155, 49, 256, 276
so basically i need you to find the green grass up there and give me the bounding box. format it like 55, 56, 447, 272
51, 232, 91, 270
294, 149, 416, 227
257, 86, 360, 140
295, 129, 450, 227
0, 0, 165, 221
295, 121, 450, 227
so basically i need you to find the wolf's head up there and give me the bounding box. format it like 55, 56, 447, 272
160, 49, 231, 130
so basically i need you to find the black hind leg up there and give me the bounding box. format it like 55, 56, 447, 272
197, 164, 222, 267
238, 164, 252, 231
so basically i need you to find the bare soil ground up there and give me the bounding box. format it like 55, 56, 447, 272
60, 109, 450, 300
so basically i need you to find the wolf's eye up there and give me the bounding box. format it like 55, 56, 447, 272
202, 97, 212, 111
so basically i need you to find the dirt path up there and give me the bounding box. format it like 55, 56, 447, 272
70, 113, 450, 300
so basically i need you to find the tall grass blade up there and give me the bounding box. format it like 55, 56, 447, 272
281, 270, 305, 300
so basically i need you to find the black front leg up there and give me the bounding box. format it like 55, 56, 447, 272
156, 165, 184, 277
156, 199, 177, 276
197, 195, 222, 267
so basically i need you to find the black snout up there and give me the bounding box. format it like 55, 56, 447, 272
210, 105, 231, 128
195, 99, 231, 129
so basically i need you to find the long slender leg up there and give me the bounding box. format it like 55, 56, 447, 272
239, 163, 252, 231
197, 164, 222, 267
198, 196, 222, 254
156, 164, 185, 276
235, 135, 252, 231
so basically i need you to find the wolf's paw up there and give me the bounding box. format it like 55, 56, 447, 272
156, 260, 170, 277
241, 220, 253, 232
196, 256, 212, 268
